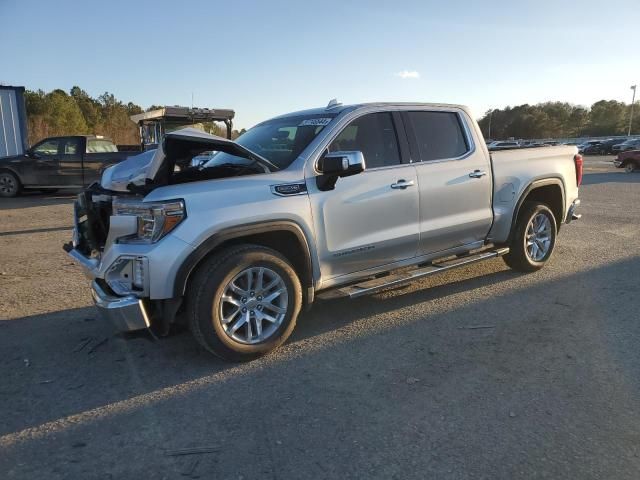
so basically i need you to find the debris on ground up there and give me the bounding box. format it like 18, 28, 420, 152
458, 325, 496, 330
87, 338, 108, 355
181, 459, 200, 477
73, 337, 94, 353
165, 446, 219, 457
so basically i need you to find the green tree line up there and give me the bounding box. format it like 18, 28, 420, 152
24, 87, 143, 145
23, 87, 243, 146
478, 100, 639, 140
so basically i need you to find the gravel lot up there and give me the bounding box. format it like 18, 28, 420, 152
1, 156, 639, 479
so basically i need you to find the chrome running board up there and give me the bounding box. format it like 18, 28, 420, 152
317, 247, 510, 300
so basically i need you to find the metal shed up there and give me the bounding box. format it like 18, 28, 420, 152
0, 86, 29, 157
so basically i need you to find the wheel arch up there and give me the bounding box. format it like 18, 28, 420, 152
0, 166, 22, 183
0, 167, 23, 196
175, 220, 315, 304
507, 178, 565, 243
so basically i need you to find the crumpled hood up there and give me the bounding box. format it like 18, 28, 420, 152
101, 149, 159, 192
100, 127, 274, 192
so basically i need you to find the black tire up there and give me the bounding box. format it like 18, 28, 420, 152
0, 170, 21, 198
624, 162, 637, 173
503, 202, 557, 273
187, 244, 302, 362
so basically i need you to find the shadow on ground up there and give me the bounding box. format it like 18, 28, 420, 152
1, 257, 639, 478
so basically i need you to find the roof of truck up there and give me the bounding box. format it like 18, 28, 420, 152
267, 102, 471, 122
42, 135, 114, 141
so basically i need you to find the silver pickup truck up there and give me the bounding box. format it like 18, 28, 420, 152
65, 102, 583, 361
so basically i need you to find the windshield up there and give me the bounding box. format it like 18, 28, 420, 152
203, 113, 337, 170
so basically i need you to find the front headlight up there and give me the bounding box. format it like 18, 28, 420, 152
112, 199, 186, 244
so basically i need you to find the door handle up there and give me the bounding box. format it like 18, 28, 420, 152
390, 179, 415, 189
468, 170, 487, 178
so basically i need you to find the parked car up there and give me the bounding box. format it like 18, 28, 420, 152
600, 138, 627, 155
614, 149, 640, 172
577, 140, 603, 153
487, 140, 520, 151
0, 135, 136, 197
612, 138, 640, 153
65, 102, 582, 361
582, 138, 626, 155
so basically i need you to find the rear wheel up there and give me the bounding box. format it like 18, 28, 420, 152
625, 162, 637, 173
503, 202, 557, 272
0, 171, 20, 198
187, 245, 302, 362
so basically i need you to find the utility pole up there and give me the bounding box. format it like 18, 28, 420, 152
629, 85, 637, 136
488, 109, 494, 140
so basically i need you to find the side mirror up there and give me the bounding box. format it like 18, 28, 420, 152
317, 151, 366, 191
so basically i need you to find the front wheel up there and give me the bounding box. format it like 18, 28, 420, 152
503, 202, 557, 272
187, 245, 302, 362
625, 162, 637, 173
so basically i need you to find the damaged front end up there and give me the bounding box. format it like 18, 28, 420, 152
100, 127, 278, 194
64, 127, 282, 335
63, 184, 154, 332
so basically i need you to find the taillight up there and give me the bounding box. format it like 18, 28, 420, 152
574, 153, 583, 186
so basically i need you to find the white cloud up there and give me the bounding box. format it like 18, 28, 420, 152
395, 70, 420, 79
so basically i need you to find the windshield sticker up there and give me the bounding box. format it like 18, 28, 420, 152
298, 118, 332, 127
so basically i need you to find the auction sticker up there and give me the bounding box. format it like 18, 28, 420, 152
298, 118, 333, 127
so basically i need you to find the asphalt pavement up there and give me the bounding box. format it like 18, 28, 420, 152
0, 157, 639, 479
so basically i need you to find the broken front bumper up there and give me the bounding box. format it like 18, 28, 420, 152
91, 280, 151, 331
64, 245, 151, 332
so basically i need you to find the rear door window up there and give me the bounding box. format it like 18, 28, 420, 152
87, 139, 118, 153
407, 111, 470, 161
328, 112, 401, 169
62, 138, 81, 154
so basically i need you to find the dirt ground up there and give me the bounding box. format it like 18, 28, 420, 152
1, 157, 639, 479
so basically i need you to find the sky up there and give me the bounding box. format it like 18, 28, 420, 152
1, 0, 638, 129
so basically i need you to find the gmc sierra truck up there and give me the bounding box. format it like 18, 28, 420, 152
0, 135, 136, 197
65, 102, 583, 361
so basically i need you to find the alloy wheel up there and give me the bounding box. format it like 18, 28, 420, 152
219, 266, 288, 344
526, 213, 552, 262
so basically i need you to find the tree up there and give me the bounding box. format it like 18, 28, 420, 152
23, 87, 143, 145
586, 100, 627, 136
477, 100, 636, 140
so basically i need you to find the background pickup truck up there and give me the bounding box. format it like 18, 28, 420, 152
0, 135, 136, 197
66, 102, 583, 361
613, 149, 640, 173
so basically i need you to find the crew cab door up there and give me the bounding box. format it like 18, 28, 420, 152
402, 110, 493, 255
55, 137, 84, 186
308, 111, 419, 279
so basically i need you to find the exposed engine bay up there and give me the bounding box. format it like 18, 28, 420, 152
100, 128, 279, 194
